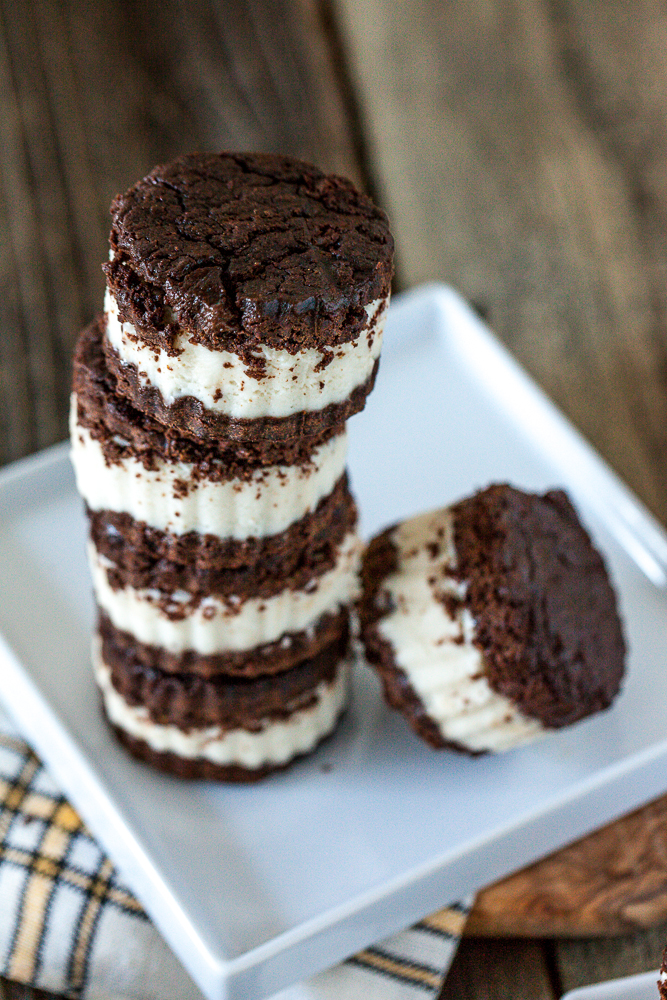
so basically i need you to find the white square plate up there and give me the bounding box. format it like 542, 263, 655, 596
562, 969, 660, 999
1, 284, 667, 1000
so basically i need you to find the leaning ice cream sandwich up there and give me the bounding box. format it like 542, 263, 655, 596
359, 484, 625, 754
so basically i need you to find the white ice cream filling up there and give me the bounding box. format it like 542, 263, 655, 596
377, 509, 544, 753
94, 642, 351, 768
70, 401, 348, 539
104, 289, 387, 419
89, 531, 362, 654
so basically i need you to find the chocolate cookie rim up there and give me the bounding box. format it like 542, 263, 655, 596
99, 627, 349, 729
88, 476, 357, 601
105, 281, 389, 357
108, 720, 345, 783
74, 316, 345, 471
87, 472, 356, 580
97, 607, 350, 679
103, 334, 380, 444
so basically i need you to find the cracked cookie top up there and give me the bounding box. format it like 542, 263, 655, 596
451, 484, 626, 728
104, 151, 394, 355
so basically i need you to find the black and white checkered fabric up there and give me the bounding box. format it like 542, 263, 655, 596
0, 708, 468, 1000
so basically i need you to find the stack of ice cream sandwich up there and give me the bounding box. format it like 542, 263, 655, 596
70, 152, 394, 780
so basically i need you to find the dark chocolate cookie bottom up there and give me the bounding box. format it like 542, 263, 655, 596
104, 332, 380, 443
107, 709, 347, 783
110, 723, 291, 782
96, 639, 352, 782
98, 607, 351, 679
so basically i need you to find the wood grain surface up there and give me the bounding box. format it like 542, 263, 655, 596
0, 0, 361, 467
2, 1, 667, 998
468, 793, 667, 939
335, 0, 667, 526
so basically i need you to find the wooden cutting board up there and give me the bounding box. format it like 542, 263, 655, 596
466, 792, 667, 937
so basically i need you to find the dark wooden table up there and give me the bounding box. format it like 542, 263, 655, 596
3, 1, 667, 997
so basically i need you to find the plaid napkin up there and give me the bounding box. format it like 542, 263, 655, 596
0, 706, 468, 1000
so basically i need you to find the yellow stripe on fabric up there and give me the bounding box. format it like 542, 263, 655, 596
53, 865, 142, 914
7, 826, 72, 982
0, 756, 40, 831
352, 949, 442, 990
69, 857, 115, 992
420, 907, 468, 938
39, 825, 69, 861
0, 734, 33, 755
18, 792, 61, 821
0, 845, 143, 918
51, 802, 82, 833
1, 846, 67, 874
104, 885, 143, 914
7, 873, 53, 981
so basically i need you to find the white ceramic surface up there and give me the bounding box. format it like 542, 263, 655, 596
1, 285, 667, 1000
562, 970, 660, 1000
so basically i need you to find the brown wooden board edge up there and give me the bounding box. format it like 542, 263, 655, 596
464, 792, 667, 938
